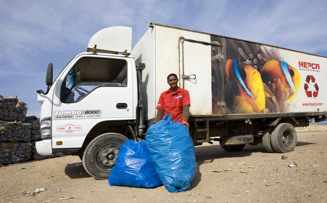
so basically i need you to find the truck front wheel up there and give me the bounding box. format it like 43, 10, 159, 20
270, 123, 297, 153
82, 132, 129, 179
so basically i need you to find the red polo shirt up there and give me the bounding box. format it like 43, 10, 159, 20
156, 87, 190, 122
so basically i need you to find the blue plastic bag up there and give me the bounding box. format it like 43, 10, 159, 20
145, 114, 197, 193
108, 140, 162, 188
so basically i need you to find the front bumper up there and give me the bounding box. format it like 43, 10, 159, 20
35, 139, 53, 156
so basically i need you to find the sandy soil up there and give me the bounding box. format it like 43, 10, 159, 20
0, 126, 326, 203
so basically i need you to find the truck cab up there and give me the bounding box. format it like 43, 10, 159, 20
36, 27, 140, 179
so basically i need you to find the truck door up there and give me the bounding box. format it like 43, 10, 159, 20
180, 38, 214, 115
51, 55, 136, 148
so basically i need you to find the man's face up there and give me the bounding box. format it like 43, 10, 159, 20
167, 76, 178, 89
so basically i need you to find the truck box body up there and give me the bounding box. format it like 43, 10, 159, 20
132, 23, 327, 121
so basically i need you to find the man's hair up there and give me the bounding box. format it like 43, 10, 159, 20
167, 73, 178, 80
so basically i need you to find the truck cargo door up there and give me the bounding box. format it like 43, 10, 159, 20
180, 38, 214, 115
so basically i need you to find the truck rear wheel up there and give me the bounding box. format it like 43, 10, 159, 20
262, 128, 275, 153
82, 133, 129, 179
270, 123, 297, 153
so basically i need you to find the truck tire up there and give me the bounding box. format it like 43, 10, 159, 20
270, 123, 297, 153
82, 133, 129, 179
262, 128, 275, 153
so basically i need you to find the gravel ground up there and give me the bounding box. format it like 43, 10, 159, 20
0, 126, 326, 203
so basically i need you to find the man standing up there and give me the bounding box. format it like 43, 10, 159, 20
155, 73, 190, 126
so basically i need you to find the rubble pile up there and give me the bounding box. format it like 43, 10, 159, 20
0, 122, 32, 142
0, 96, 27, 121
0, 95, 60, 165
0, 142, 32, 164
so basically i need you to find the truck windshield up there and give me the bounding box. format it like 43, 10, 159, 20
61, 56, 128, 103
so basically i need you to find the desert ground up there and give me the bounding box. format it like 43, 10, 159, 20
0, 125, 326, 203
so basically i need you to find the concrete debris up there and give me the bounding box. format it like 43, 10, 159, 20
32, 187, 46, 195
281, 155, 288, 160
59, 197, 75, 200
288, 162, 297, 167
212, 168, 240, 173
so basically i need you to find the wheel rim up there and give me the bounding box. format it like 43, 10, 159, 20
282, 130, 293, 147
97, 145, 119, 168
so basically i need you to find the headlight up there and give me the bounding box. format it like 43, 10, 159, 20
40, 117, 51, 139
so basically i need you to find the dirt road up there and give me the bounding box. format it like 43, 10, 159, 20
1, 126, 326, 203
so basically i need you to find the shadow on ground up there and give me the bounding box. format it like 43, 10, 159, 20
65, 162, 91, 179
194, 140, 316, 166
296, 141, 316, 147
190, 140, 315, 190
195, 144, 255, 166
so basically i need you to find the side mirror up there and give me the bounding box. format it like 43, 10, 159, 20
46, 63, 53, 86
136, 63, 145, 71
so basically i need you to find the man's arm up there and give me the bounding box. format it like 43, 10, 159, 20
155, 109, 164, 123
182, 105, 190, 121
182, 105, 190, 127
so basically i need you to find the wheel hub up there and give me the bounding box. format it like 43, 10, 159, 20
97, 146, 119, 167
282, 131, 293, 146
108, 153, 114, 160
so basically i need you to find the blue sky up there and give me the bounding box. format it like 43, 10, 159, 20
1, 0, 327, 117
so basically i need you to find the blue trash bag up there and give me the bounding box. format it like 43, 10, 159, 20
108, 140, 162, 188
145, 114, 197, 193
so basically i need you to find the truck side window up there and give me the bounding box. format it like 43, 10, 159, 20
66, 68, 76, 89
60, 57, 128, 103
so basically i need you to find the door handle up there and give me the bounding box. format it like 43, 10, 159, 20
116, 103, 128, 109
182, 74, 196, 80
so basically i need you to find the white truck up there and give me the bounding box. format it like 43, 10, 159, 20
36, 23, 327, 179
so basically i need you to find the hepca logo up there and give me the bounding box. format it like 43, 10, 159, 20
304, 75, 319, 98
57, 124, 82, 133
